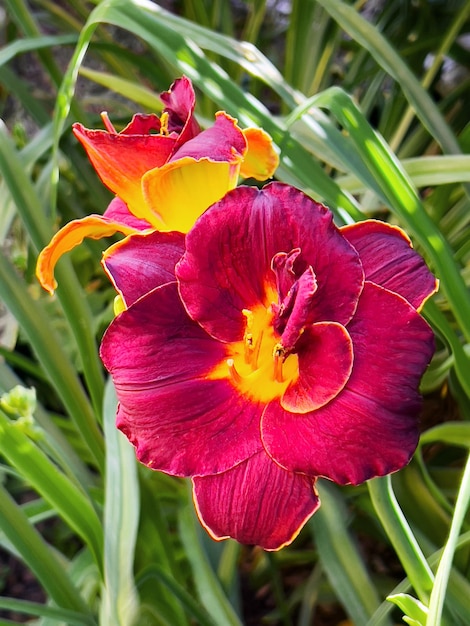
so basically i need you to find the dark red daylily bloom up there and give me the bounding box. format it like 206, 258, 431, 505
100, 182, 437, 550
37, 76, 278, 294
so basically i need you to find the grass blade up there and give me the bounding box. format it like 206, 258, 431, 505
100, 379, 139, 626
0, 408, 103, 571
315, 0, 464, 155
310, 482, 392, 625
0, 482, 94, 619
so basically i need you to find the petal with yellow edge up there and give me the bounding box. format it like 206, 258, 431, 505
36, 214, 144, 295
192, 450, 319, 550
142, 157, 240, 233
102, 230, 185, 308
240, 127, 279, 181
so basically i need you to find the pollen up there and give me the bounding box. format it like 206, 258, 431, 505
159, 111, 170, 136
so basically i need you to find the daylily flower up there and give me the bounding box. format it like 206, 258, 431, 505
37, 76, 278, 294
100, 182, 437, 550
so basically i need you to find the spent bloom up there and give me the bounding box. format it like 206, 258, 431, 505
37, 76, 278, 294
100, 182, 437, 550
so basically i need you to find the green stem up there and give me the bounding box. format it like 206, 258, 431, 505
368, 475, 434, 604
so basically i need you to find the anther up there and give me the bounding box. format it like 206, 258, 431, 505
227, 359, 242, 384
272, 343, 285, 383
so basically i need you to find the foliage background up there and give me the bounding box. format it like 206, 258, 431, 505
0, 0, 470, 624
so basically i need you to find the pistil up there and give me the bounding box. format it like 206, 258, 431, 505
242, 308, 263, 369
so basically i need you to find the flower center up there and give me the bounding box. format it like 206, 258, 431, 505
223, 302, 299, 404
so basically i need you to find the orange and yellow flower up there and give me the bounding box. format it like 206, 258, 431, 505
37, 76, 278, 294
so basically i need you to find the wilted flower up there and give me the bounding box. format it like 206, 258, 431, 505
100, 182, 437, 550
37, 76, 278, 293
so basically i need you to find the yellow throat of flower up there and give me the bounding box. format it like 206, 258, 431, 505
211, 301, 300, 404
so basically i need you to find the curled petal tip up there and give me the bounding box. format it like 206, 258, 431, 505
240, 127, 279, 181
36, 248, 57, 295
35, 215, 138, 293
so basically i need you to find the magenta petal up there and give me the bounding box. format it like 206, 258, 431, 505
341, 220, 438, 310
282, 322, 353, 413
100, 283, 262, 477
177, 183, 364, 343
170, 112, 246, 164
193, 451, 319, 550
103, 197, 153, 231
262, 282, 435, 485
160, 76, 200, 143
121, 113, 161, 135
102, 231, 185, 307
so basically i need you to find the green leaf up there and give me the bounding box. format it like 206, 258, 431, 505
0, 597, 92, 625
0, 408, 103, 571
315, 0, 464, 155
178, 492, 242, 626
0, 482, 94, 620
368, 476, 434, 604
338, 156, 470, 193
388, 593, 428, 626
0, 34, 78, 67
420, 422, 470, 448
79, 66, 163, 111
0, 246, 104, 471
0, 122, 106, 455
427, 452, 470, 625
136, 565, 219, 626
310, 482, 392, 625
100, 379, 139, 626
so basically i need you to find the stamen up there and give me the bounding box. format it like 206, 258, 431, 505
244, 333, 254, 363
101, 111, 117, 134
227, 359, 242, 384
272, 343, 285, 383
242, 309, 255, 364
160, 111, 170, 136
251, 330, 263, 370
242, 309, 254, 329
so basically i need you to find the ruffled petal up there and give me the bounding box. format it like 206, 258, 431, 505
142, 157, 240, 232
36, 210, 141, 294
102, 230, 185, 307
100, 283, 263, 477
281, 322, 353, 413
72, 123, 175, 224
341, 220, 438, 310
169, 111, 246, 164
262, 282, 435, 485
193, 450, 319, 550
177, 182, 363, 343
240, 127, 279, 181
121, 113, 161, 135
